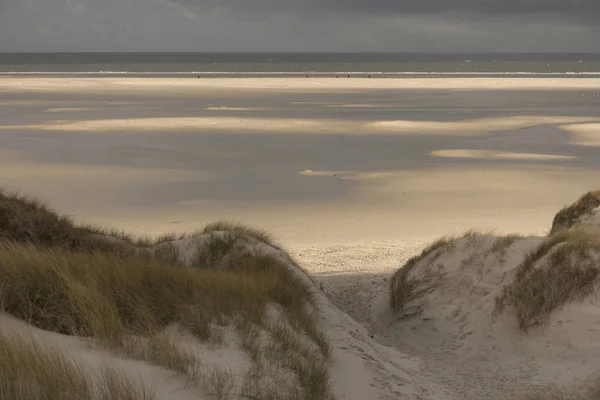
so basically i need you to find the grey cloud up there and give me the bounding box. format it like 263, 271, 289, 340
1, 0, 599, 52
169, 0, 600, 20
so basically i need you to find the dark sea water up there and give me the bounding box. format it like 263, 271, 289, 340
1, 53, 600, 76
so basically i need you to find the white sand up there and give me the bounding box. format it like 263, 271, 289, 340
3, 77, 600, 92
430, 149, 575, 160
294, 206, 600, 399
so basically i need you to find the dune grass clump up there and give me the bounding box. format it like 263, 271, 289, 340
191, 231, 248, 270
201, 220, 279, 249
496, 227, 600, 331
390, 235, 458, 311
0, 189, 333, 399
0, 190, 133, 253
0, 190, 82, 247
0, 240, 333, 399
0, 330, 155, 400
0, 189, 196, 254
551, 190, 600, 234
0, 243, 312, 342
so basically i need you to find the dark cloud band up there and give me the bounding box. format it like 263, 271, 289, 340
171, 0, 600, 19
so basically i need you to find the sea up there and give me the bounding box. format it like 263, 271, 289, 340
1, 53, 600, 77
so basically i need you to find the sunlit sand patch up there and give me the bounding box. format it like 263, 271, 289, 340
3, 77, 600, 94
323, 104, 380, 108
430, 149, 575, 161
70, 165, 600, 247
206, 106, 269, 111
2, 115, 598, 137
331, 166, 600, 202
367, 116, 597, 136
559, 124, 600, 146
291, 101, 342, 105
0, 117, 348, 134
300, 169, 356, 178
44, 107, 96, 113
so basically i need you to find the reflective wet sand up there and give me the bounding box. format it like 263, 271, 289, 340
1, 77, 599, 246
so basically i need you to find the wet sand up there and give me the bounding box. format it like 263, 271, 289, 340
1, 77, 600, 247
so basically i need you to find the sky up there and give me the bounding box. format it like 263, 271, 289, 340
1, 0, 599, 52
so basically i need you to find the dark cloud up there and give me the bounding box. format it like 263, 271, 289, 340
0, 0, 599, 52
170, 0, 600, 20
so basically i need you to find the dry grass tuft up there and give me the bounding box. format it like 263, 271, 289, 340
202, 365, 236, 400
0, 330, 155, 400
120, 333, 199, 377
191, 231, 248, 269
202, 220, 279, 249
0, 189, 198, 254
97, 364, 156, 400
490, 234, 523, 254
0, 190, 138, 254
551, 190, 600, 234
390, 235, 460, 311
496, 227, 600, 331
0, 244, 314, 343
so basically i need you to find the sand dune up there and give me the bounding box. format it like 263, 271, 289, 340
3, 187, 600, 399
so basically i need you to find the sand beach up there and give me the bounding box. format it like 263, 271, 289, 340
1, 76, 600, 399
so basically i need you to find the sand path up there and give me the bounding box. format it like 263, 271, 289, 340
293, 240, 538, 400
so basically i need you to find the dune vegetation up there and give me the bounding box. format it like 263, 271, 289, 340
389, 231, 486, 311
496, 226, 600, 331
0, 330, 156, 400
551, 190, 600, 234
0, 189, 333, 400
390, 189, 600, 334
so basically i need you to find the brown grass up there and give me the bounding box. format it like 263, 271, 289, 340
0, 243, 313, 341
0, 189, 190, 253
120, 333, 199, 377
0, 243, 333, 399
551, 190, 600, 234
0, 190, 92, 248
201, 220, 279, 249
0, 330, 155, 400
0, 189, 333, 399
496, 227, 600, 331
191, 231, 248, 269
